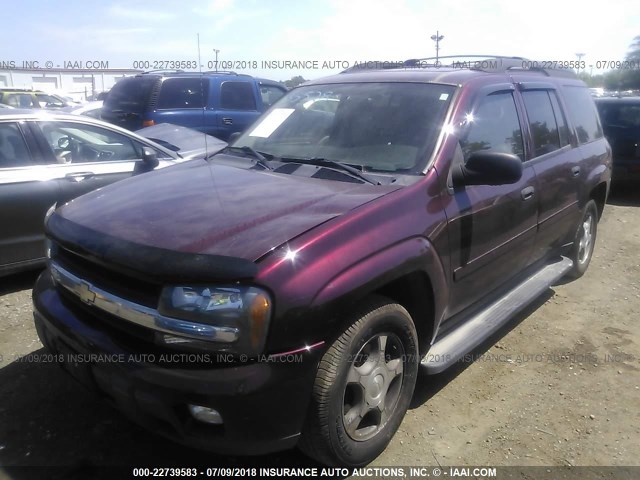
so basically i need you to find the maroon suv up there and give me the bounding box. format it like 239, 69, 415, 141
33, 57, 611, 466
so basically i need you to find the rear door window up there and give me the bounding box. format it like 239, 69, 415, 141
522, 90, 561, 157
157, 78, 207, 109
562, 86, 603, 144
104, 76, 158, 114
6, 94, 36, 108
220, 82, 257, 110
0, 123, 33, 167
461, 92, 524, 161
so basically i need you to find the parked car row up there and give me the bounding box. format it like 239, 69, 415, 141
31, 56, 611, 466
3, 71, 288, 142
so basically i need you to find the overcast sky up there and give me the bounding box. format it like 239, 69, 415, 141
1, 0, 639, 81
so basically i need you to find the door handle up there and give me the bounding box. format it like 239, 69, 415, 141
64, 172, 94, 182
222, 117, 233, 125
571, 166, 581, 177
520, 186, 535, 201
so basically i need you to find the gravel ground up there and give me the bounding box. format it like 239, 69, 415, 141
0, 189, 638, 478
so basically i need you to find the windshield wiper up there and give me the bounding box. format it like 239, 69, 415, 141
217, 146, 273, 170
278, 157, 381, 185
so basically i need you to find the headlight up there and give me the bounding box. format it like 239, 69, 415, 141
158, 285, 272, 356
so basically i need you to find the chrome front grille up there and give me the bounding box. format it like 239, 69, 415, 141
49, 261, 240, 344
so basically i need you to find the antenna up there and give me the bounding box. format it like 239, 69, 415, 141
197, 33, 209, 158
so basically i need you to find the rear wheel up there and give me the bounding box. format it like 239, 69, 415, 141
299, 296, 419, 466
567, 199, 598, 279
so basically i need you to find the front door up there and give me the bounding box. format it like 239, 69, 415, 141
444, 88, 539, 315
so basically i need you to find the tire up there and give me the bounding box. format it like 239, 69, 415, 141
567, 199, 598, 279
299, 296, 419, 466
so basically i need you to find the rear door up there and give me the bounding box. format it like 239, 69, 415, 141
444, 86, 539, 315
0, 120, 59, 269
152, 77, 213, 133
215, 80, 261, 140
517, 85, 581, 261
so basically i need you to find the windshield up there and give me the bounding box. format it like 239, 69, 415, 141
231, 82, 455, 174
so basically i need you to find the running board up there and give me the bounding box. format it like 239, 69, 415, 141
422, 256, 573, 374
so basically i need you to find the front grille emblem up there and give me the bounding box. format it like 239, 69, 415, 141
77, 281, 96, 305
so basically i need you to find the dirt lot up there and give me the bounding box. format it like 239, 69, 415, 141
0, 189, 639, 478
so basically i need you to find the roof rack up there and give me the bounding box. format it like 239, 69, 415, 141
139, 69, 186, 75
343, 55, 577, 79
139, 69, 241, 76
200, 70, 241, 76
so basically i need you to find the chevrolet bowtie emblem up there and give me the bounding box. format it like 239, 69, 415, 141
78, 281, 96, 305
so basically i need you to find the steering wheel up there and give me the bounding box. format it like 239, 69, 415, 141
69, 138, 83, 162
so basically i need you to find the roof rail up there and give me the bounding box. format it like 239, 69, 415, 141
343, 55, 578, 79
404, 55, 527, 70
140, 69, 186, 75
200, 70, 240, 76
139, 70, 241, 76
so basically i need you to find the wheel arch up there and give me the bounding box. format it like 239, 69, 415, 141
311, 237, 448, 356
590, 181, 608, 220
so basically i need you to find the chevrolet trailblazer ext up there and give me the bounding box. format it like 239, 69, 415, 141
33, 56, 610, 466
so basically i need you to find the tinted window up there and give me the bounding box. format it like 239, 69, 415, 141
549, 92, 570, 146
562, 86, 603, 144
522, 90, 561, 157
38, 121, 141, 163
233, 82, 456, 173
104, 76, 158, 114
461, 92, 524, 161
220, 82, 256, 110
0, 123, 32, 167
597, 103, 640, 129
157, 78, 207, 109
260, 85, 286, 108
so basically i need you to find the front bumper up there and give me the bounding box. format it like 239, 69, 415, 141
33, 270, 321, 455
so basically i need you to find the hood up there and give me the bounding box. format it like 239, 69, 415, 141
54, 159, 400, 263
137, 123, 227, 159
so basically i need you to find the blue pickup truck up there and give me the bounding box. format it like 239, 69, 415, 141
101, 71, 287, 140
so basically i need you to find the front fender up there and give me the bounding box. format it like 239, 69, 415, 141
311, 237, 449, 344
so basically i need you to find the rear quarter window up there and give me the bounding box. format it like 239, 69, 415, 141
562, 86, 603, 144
104, 76, 158, 114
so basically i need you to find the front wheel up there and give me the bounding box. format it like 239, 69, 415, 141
299, 296, 419, 466
567, 199, 599, 279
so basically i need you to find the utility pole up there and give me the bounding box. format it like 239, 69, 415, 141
575, 52, 585, 74
431, 31, 444, 64
213, 49, 220, 72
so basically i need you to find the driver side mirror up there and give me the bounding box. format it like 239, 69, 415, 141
133, 147, 160, 175
452, 151, 523, 187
